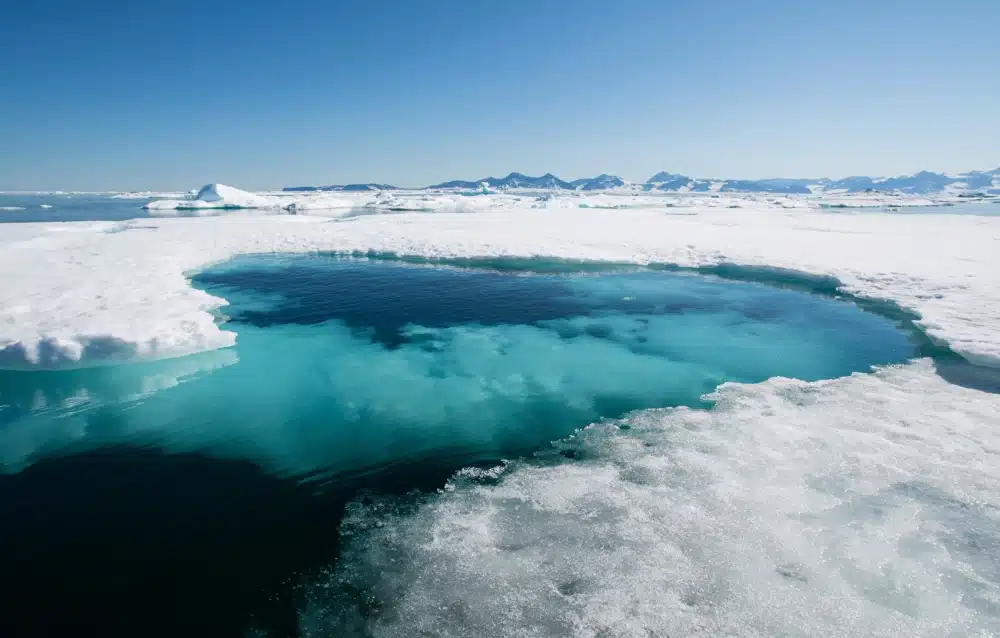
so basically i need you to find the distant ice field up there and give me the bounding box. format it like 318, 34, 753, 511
4, 189, 998, 225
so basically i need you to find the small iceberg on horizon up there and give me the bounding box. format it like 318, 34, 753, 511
144, 184, 279, 214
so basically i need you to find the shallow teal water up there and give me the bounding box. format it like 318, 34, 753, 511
1, 256, 915, 479
0, 256, 917, 637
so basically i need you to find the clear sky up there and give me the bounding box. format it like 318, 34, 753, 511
2, 0, 998, 190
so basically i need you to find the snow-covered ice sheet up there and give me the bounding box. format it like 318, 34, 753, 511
0, 206, 998, 369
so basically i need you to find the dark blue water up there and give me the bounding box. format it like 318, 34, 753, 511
0, 194, 151, 223
0, 257, 917, 637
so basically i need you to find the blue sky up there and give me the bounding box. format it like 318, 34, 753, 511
2, 0, 998, 190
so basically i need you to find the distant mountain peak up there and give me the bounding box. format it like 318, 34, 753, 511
570, 174, 626, 191
647, 171, 686, 183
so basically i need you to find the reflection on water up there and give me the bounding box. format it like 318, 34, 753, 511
0, 349, 238, 471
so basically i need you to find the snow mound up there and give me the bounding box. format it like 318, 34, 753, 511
143, 183, 278, 212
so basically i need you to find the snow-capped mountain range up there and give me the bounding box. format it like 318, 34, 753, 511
642, 169, 1000, 195
284, 168, 1000, 195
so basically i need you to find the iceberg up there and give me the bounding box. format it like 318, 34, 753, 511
143, 183, 278, 213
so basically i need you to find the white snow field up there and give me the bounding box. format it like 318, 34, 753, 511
2, 201, 1000, 635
